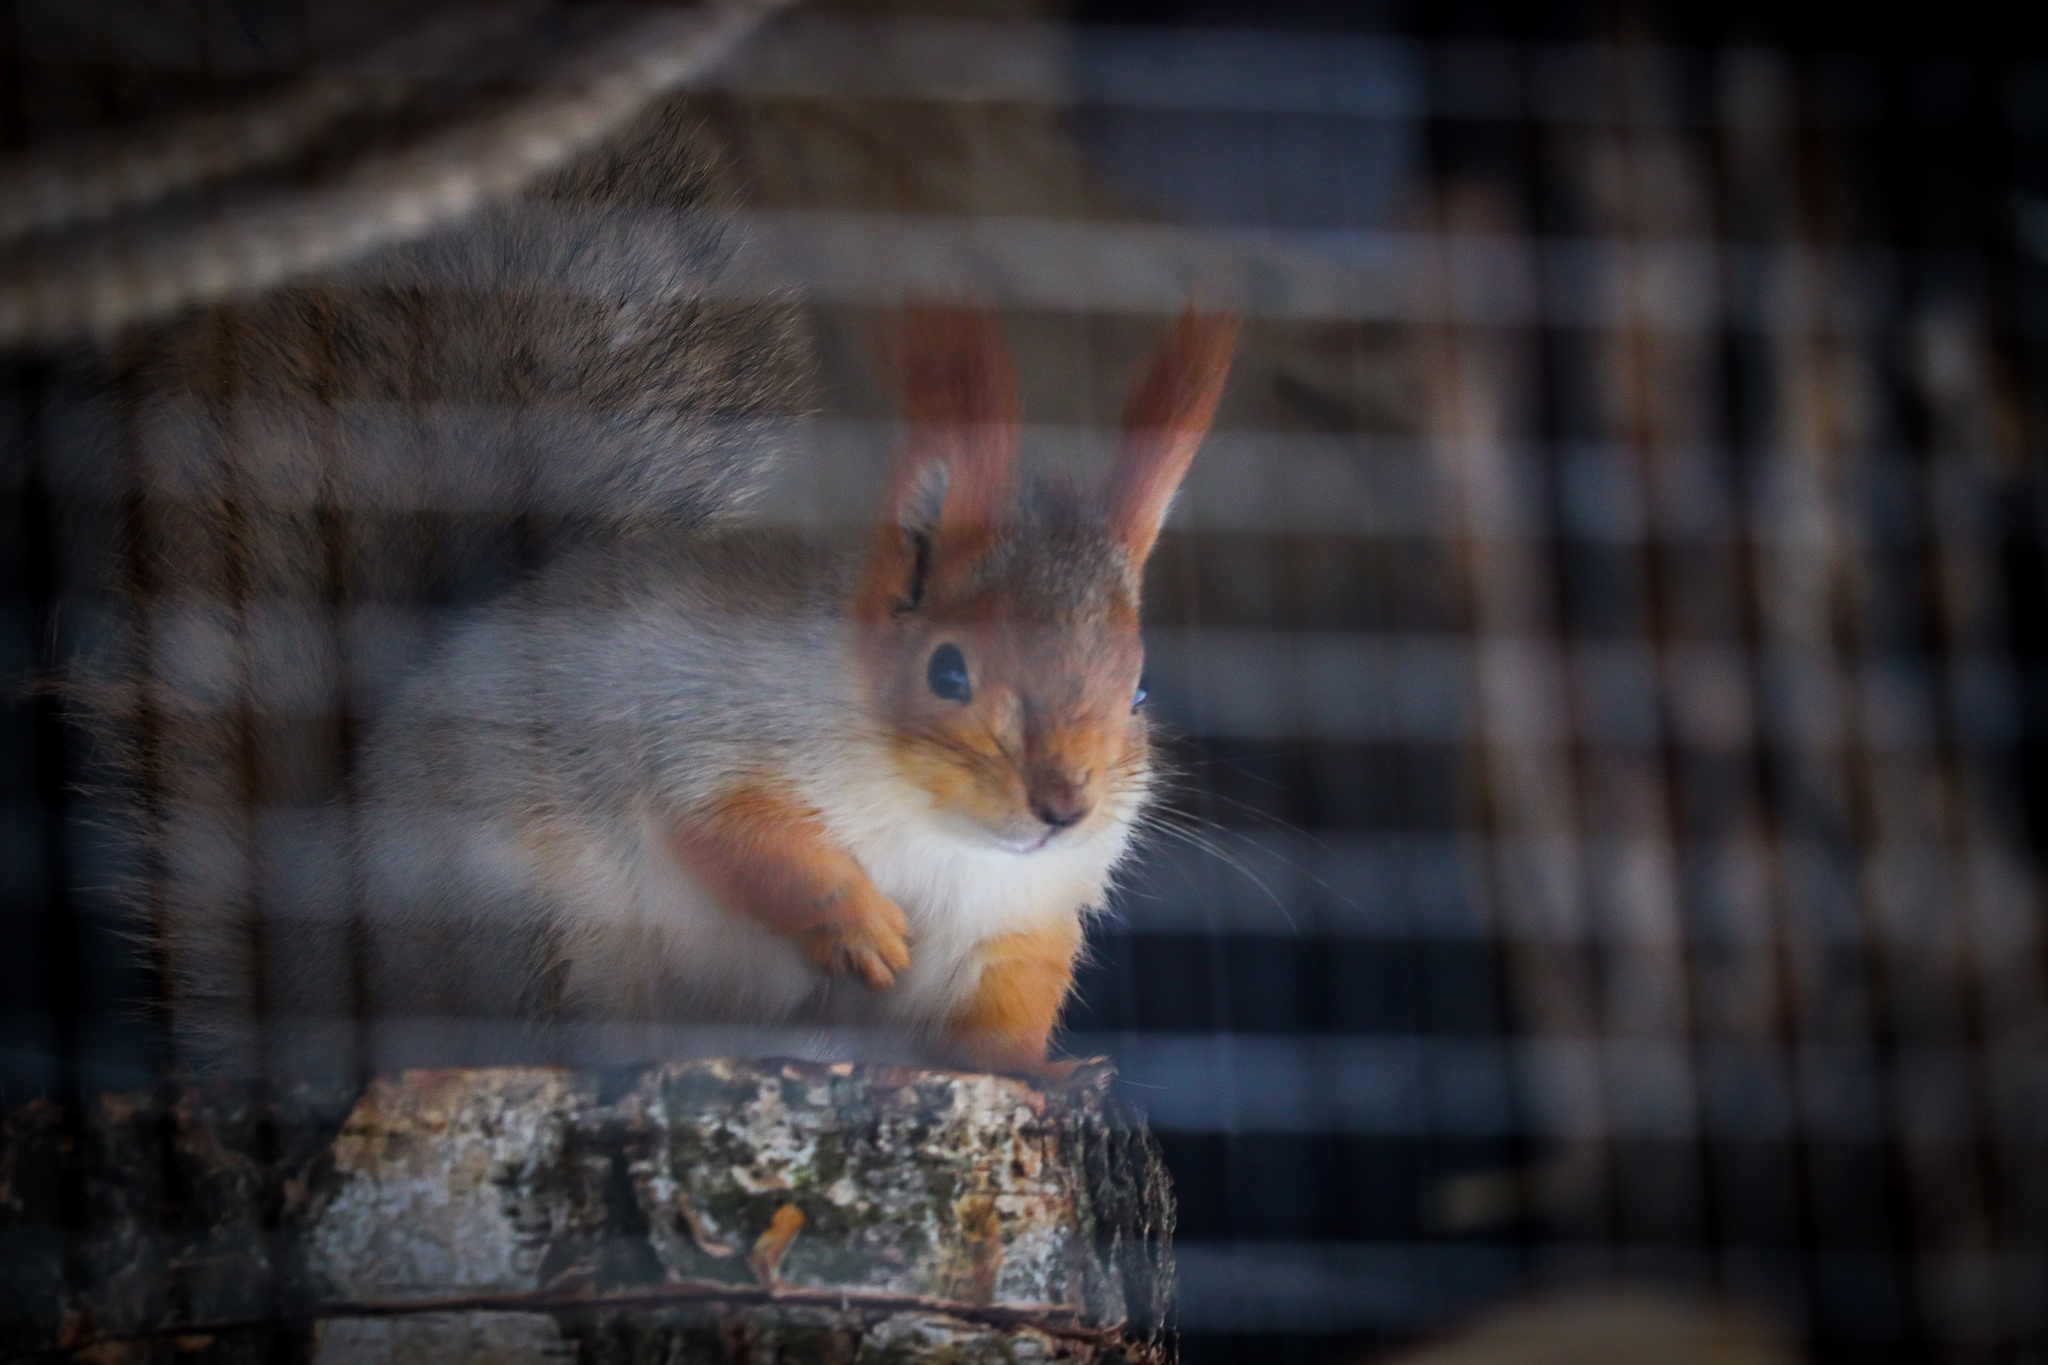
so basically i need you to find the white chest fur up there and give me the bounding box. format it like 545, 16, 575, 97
571, 763, 1136, 1037
803, 763, 1135, 1027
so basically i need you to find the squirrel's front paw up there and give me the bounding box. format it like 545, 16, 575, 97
799, 884, 910, 991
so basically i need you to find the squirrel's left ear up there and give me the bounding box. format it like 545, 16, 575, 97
856, 305, 1021, 621
890, 303, 1020, 560
1101, 310, 1237, 567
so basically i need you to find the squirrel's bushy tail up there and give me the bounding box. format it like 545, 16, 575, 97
19, 3, 808, 1067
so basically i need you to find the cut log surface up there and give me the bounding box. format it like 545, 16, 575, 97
0, 1061, 1174, 1363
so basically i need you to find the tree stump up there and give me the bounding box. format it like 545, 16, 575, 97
0, 1061, 1174, 1363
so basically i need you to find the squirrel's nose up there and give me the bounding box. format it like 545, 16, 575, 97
1028, 773, 1092, 831
1029, 793, 1090, 830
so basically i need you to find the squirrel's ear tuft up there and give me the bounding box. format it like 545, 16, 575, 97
894, 459, 950, 545
856, 305, 1020, 620
891, 303, 1019, 553
1102, 310, 1237, 567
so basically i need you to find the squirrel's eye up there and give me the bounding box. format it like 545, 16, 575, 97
1132, 676, 1149, 712
927, 643, 972, 703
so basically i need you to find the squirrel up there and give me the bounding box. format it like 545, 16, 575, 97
134, 287, 1234, 1080
30, 22, 1237, 1078
318, 305, 1235, 1080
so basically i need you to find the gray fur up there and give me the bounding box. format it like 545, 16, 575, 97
72, 83, 818, 1075
162, 496, 1152, 1076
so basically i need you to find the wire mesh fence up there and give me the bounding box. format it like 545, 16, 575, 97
5, 2, 2047, 1362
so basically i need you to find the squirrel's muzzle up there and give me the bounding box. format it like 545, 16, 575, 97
1026, 772, 1094, 832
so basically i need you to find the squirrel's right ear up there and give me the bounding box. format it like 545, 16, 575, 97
857, 305, 1021, 618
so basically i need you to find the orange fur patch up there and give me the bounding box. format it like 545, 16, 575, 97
672, 783, 855, 932
672, 783, 909, 990
942, 920, 1083, 1076
889, 724, 1016, 829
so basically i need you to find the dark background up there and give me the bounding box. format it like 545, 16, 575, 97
1056, 1, 2048, 1361
10, 1, 2048, 1362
